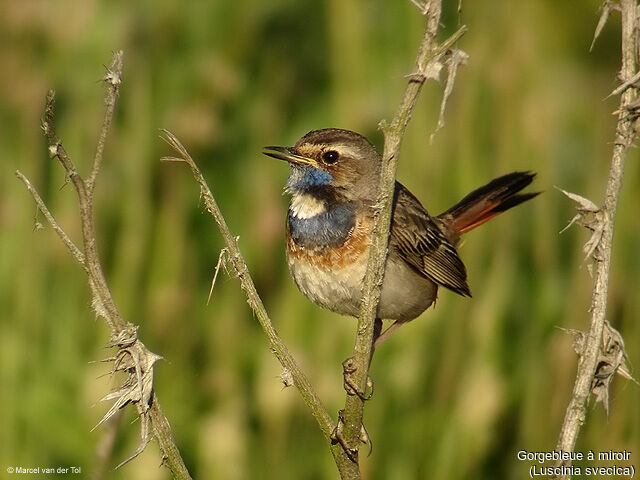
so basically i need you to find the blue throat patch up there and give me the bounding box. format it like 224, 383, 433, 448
285, 165, 355, 249
285, 165, 333, 194
288, 201, 356, 249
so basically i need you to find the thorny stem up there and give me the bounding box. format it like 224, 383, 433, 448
339, 1, 466, 475
553, 1, 638, 477
17, 51, 192, 480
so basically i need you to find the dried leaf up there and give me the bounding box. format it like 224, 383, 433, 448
561, 321, 637, 415
556, 187, 599, 212
590, 0, 614, 51
582, 221, 604, 260
591, 321, 638, 414
556, 187, 606, 262
431, 49, 468, 141
93, 337, 162, 467
424, 61, 443, 82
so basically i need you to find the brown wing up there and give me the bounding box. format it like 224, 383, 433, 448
390, 182, 471, 297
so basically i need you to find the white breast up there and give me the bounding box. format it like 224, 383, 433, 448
287, 249, 438, 322
287, 249, 366, 317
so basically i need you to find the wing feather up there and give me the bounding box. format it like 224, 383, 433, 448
390, 183, 471, 297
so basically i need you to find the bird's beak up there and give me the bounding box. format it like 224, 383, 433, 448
263, 146, 315, 167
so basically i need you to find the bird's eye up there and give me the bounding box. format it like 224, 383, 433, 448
322, 150, 339, 164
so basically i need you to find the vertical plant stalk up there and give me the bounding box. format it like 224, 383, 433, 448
553, 0, 637, 475
338, 0, 467, 472
16, 51, 192, 480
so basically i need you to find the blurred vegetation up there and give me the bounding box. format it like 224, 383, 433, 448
1, 0, 639, 479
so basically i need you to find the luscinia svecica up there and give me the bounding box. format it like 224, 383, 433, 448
264, 128, 538, 347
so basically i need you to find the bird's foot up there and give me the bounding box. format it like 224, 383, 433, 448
342, 357, 374, 401
330, 410, 373, 460
331, 410, 359, 462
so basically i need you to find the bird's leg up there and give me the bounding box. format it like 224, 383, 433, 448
369, 317, 383, 362
372, 320, 405, 349
340, 317, 381, 400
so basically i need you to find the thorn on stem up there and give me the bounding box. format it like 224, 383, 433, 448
208, 247, 230, 305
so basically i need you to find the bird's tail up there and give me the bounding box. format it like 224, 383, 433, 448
438, 172, 539, 234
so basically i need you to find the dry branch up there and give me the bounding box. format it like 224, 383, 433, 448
16, 51, 192, 480
553, 1, 638, 477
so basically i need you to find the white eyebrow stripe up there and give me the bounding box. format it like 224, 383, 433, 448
330, 144, 359, 157
297, 142, 359, 160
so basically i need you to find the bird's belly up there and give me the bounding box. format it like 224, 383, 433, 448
286, 247, 437, 322
287, 252, 366, 317
378, 256, 438, 321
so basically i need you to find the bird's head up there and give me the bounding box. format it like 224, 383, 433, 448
264, 128, 381, 205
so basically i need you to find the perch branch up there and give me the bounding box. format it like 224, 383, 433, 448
17, 51, 192, 480
159, 130, 360, 478
553, 0, 638, 477
338, 0, 467, 472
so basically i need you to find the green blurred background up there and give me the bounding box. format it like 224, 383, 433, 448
1, 0, 639, 478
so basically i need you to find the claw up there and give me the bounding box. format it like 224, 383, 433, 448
360, 423, 373, 457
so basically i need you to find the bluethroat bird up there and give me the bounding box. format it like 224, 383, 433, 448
264, 128, 538, 347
